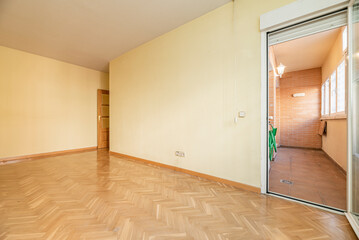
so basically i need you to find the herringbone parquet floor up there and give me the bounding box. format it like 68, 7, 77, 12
0, 149, 357, 239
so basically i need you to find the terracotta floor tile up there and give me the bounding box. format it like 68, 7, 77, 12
269, 147, 346, 210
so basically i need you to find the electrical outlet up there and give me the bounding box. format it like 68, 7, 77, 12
175, 151, 185, 157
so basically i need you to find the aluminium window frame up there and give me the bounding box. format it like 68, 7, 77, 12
321, 56, 348, 119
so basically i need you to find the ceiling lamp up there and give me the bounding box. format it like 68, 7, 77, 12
277, 63, 286, 78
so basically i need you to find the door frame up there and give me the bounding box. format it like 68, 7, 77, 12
260, 0, 350, 194
346, 0, 359, 237
260, 1, 359, 234
97, 89, 110, 148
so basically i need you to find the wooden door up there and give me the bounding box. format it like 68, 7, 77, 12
97, 89, 109, 148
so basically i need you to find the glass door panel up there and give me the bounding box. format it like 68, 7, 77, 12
348, 1, 359, 237
351, 0, 359, 216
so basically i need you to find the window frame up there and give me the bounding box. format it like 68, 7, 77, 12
324, 79, 330, 116
321, 57, 347, 120
342, 26, 348, 53
330, 70, 337, 114
337, 59, 346, 113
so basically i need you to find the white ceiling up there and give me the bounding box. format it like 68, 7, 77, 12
272, 27, 342, 73
0, 0, 230, 72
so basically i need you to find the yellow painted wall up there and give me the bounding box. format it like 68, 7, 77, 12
321, 27, 347, 171
323, 119, 347, 170
110, 0, 295, 188
0, 46, 109, 158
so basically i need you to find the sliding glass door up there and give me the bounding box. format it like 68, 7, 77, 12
348, 0, 359, 236
267, 10, 348, 211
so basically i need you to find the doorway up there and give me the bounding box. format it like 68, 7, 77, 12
261, 0, 359, 236
267, 13, 348, 210
97, 89, 109, 149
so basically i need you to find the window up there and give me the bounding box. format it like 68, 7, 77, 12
342, 26, 348, 52
337, 60, 346, 112
320, 27, 347, 118
330, 71, 337, 114
321, 60, 346, 117
324, 79, 330, 115
321, 85, 325, 116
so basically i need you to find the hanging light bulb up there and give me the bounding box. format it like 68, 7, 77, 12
277, 63, 286, 78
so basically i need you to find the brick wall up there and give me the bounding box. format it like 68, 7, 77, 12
268, 71, 275, 120
275, 86, 281, 145
279, 68, 322, 149
269, 71, 281, 146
